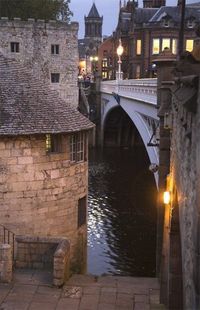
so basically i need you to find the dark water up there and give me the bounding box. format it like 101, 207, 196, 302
87, 147, 157, 277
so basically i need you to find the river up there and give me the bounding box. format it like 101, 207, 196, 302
87, 147, 157, 277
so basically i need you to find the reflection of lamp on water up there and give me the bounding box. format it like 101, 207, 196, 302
116, 39, 124, 81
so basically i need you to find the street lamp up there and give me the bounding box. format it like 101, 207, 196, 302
90, 55, 99, 80
116, 39, 124, 81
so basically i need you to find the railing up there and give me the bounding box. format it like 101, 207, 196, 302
100, 78, 157, 105
0, 224, 15, 261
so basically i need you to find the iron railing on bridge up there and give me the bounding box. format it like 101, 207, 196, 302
0, 224, 15, 261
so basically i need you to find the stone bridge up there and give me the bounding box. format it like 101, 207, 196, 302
100, 78, 159, 185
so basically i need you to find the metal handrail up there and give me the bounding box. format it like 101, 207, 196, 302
0, 224, 15, 261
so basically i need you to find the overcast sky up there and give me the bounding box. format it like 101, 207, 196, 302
69, 0, 198, 38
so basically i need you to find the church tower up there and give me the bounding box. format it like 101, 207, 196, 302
84, 2, 103, 43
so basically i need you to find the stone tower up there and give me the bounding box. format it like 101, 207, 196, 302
84, 2, 103, 44
143, 0, 165, 8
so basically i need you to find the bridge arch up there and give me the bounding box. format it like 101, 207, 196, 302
101, 94, 159, 186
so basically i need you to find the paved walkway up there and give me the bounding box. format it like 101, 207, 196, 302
0, 270, 166, 310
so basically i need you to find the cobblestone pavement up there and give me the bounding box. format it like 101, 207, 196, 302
0, 270, 166, 310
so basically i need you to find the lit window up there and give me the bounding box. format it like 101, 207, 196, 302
152, 39, 160, 55
51, 44, 59, 55
172, 39, 177, 54
46, 134, 62, 153
70, 132, 86, 163
136, 65, 141, 79
102, 58, 108, 67
78, 196, 87, 228
162, 38, 170, 51
11, 42, 19, 53
136, 39, 142, 55
186, 39, 194, 52
51, 73, 60, 83
102, 71, 108, 79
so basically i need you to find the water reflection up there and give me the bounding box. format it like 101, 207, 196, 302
88, 147, 157, 277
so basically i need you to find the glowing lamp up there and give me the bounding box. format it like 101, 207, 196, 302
163, 191, 170, 204
117, 39, 124, 56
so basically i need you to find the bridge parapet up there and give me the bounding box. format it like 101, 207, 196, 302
101, 78, 157, 105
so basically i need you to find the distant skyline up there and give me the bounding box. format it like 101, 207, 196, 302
69, 0, 199, 38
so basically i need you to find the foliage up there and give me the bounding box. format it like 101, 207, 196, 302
0, 0, 72, 22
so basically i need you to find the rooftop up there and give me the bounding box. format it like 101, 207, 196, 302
87, 3, 100, 18
0, 54, 94, 136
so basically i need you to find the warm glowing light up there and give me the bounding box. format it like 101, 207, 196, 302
163, 191, 170, 204
117, 39, 124, 56
90, 56, 98, 62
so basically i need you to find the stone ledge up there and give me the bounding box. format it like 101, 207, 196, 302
15, 235, 70, 287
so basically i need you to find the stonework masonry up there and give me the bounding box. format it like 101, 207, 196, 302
0, 134, 88, 272
0, 18, 79, 107
169, 75, 200, 309
157, 54, 200, 309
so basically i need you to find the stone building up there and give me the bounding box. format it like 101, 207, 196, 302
0, 53, 94, 273
98, 0, 200, 79
0, 18, 78, 107
156, 41, 200, 308
78, 3, 103, 76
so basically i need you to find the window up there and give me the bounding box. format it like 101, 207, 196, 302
51, 44, 59, 55
70, 132, 86, 162
152, 38, 160, 55
172, 39, 177, 54
162, 38, 170, 51
136, 65, 141, 79
102, 58, 108, 67
187, 20, 194, 28
136, 39, 142, 55
102, 71, 108, 79
163, 19, 170, 27
51, 73, 60, 83
11, 42, 19, 53
46, 134, 62, 153
78, 196, 87, 228
186, 39, 194, 52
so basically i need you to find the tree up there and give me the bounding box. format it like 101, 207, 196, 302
0, 0, 72, 22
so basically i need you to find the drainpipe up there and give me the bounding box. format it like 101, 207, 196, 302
178, 0, 186, 58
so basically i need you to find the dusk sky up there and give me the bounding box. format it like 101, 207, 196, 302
69, 0, 197, 38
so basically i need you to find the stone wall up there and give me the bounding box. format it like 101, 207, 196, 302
169, 75, 200, 309
158, 58, 200, 309
15, 236, 70, 286
0, 244, 12, 283
0, 18, 79, 107
0, 134, 88, 272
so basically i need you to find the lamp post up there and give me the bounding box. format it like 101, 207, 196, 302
116, 39, 124, 81
90, 55, 99, 81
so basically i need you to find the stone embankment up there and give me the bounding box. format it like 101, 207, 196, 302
0, 269, 166, 310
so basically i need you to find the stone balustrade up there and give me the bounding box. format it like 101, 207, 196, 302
100, 78, 157, 105
15, 236, 70, 287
